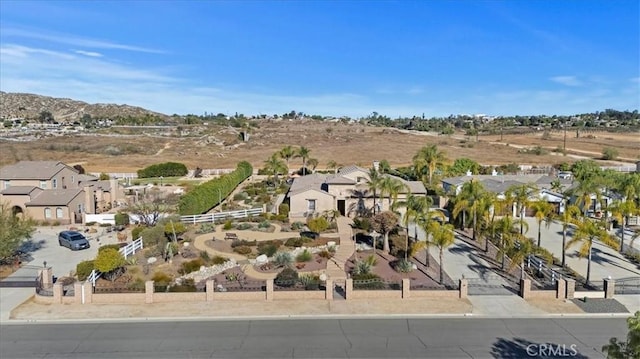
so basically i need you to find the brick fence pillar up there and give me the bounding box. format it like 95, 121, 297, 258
41, 267, 53, 285
53, 283, 63, 304
345, 279, 353, 300
459, 278, 468, 299
556, 279, 566, 299
266, 279, 274, 301
603, 278, 615, 299
325, 279, 333, 301
402, 278, 410, 299
565, 279, 575, 299
206, 280, 214, 302
145, 281, 154, 304
74, 282, 83, 304
519, 279, 531, 299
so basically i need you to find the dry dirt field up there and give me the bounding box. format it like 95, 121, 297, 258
1, 121, 638, 172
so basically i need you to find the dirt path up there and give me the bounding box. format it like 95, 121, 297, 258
154, 141, 172, 156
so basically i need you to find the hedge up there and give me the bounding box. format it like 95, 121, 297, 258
178, 161, 253, 215
137, 162, 188, 178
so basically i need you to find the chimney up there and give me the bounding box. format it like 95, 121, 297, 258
373, 161, 380, 172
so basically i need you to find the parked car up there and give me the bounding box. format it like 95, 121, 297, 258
58, 231, 90, 251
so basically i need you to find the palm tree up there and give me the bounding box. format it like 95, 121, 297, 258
412, 144, 447, 188
327, 160, 338, 174
477, 191, 498, 252
565, 216, 619, 285
366, 168, 383, 215
429, 221, 455, 284
263, 154, 286, 186
393, 194, 431, 260
371, 211, 399, 254
278, 145, 296, 175
609, 199, 639, 253
494, 215, 528, 270
296, 146, 311, 175
559, 204, 581, 268
452, 179, 485, 242
506, 183, 538, 235
570, 177, 602, 216
380, 176, 406, 211
306, 158, 319, 173
530, 200, 555, 247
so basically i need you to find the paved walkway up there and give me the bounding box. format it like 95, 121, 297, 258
326, 217, 356, 281
522, 218, 640, 281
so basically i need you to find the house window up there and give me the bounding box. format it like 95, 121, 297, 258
39, 180, 47, 189
3, 180, 9, 189
357, 177, 365, 183
44, 208, 52, 218
71, 175, 74, 185
307, 199, 316, 212
56, 207, 63, 218
52, 178, 57, 189
77, 204, 84, 213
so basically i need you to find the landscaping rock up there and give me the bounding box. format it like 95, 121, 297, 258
183, 242, 190, 247
256, 254, 268, 264
147, 257, 157, 264
327, 241, 336, 247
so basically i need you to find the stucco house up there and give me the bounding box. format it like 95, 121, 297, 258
0, 161, 123, 224
287, 165, 427, 221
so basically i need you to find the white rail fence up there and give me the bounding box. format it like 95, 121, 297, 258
87, 237, 144, 286
180, 207, 264, 224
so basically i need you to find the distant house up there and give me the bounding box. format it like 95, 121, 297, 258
286, 164, 426, 221
0, 161, 124, 224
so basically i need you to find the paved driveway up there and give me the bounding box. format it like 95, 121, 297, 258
522, 218, 640, 281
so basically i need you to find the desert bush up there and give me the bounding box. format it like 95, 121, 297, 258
257, 242, 279, 257
76, 260, 95, 281
164, 221, 186, 237
291, 221, 305, 230
236, 222, 253, 230
98, 244, 122, 253
196, 223, 216, 234
285, 237, 305, 247
296, 249, 312, 262
94, 248, 126, 281
602, 147, 619, 160
318, 250, 332, 259
394, 258, 414, 273
274, 214, 288, 222
273, 252, 293, 268
231, 239, 257, 247
212, 255, 228, 265
258, 220, 271, 229
223, 220, 233, 230
352, 259, 373, 276
353, 217, 372, 231
233, 245, 252, 255
169, 278, 197, 292
278, 203, 290, 216
114, 212, 130, 226
152, 271, 173, 285
274, 267, 298, 287
233, 192, 248, 201
298, 274, 320, 290
128, 277, 145, 291
141, 225, 166, 247
179, 258, 204, 275
307, 217, 329, 233
131, 226, 144, 240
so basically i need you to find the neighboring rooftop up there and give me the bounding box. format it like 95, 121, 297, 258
441, 174, 574, 193
0, 161, 70, 180
0, 186, 41, 196
26, 188, 83, 206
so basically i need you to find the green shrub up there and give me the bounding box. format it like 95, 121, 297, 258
233, 192, 248, 201
128, 277, 145, 291
274, 267, 298, 287
152, 271, 173, 285
141, 225, 166, 247
296, 249, 312, 262
196, 223, 216, 234
602, 147, 619, 160
307, 217, 329, 233
318, 250, 332, 259
179, 259, 204, 275
394, 258, 414, 273
353, 217, 371, 231
236, 222, 253, 230
278, 203, 290, 216
298, 274, 320, 290
76, 260, 95, 281
178, 161, 252, 215
131, 226, 144, 240
275, 214, 288, 222
94, 248, 126, 279
257, 242, 279, 257
98, 244, 121, 253
258, 220, 271, 229
233, 245, 252, 255
114, 212, 130, 226
211, 255, 228, 265
137, 162, 188, 178
223, 220, 233, 230
273, 252, 293, 268
169, 278, 197, 292
285, 237, 305, 247
231, 239, 257, 247
291, 221, 305, 230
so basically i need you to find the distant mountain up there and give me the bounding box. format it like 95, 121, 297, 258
0, 92, 167, 121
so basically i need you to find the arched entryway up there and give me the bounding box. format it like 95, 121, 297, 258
11, 206, 24, 219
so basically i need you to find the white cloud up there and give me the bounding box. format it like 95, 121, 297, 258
74, 50, 103, 57
550, 75, 582, 87
2, 27, 164, 54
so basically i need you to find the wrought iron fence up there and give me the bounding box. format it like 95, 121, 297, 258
353, 278, 401, 290
214, 280, 266, 292
273, 278, 325, 291
409, 282, 453, 291
614, 277, 640, 295
94, 285, 145, 294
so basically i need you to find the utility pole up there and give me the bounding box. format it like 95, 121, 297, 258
563, 118, 567, 155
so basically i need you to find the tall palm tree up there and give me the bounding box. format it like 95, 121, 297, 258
327, 160, 338, 174
278, 145, 296, 175
494, 215, 528, 270
506, 183, 538, 235
565, 216, 619, 285
263, 154, 286, 186
366, 168, 383, 215
380, 176, 406, 211
477, 191, 498, 252
412, 144, 447, 188
306, 158, 319, 173
393, 194, 431, 260
609, 199, 639, 253
530, 200, 555, 247
570, 177, 602, 216
559, 204, 581, 268
296, 146, 311, 175
429, 221, 455, 284
452, 179, 485, 241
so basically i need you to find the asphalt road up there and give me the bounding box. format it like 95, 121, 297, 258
0, 318, 629, 358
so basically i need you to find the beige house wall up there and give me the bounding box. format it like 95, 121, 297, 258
26, 191, 85, 224
51, 167, 82, 190
0, 194, 31, 212
289, 190, 334, 218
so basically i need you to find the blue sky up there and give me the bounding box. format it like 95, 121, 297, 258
1, 1, 638, 117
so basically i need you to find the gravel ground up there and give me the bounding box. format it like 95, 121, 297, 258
571, 298, 630, 313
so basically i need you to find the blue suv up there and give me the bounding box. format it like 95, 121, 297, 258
58, 231, 90, 251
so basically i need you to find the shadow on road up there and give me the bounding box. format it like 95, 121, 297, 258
491, 337, 589, 359
16, 239, 47, 263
